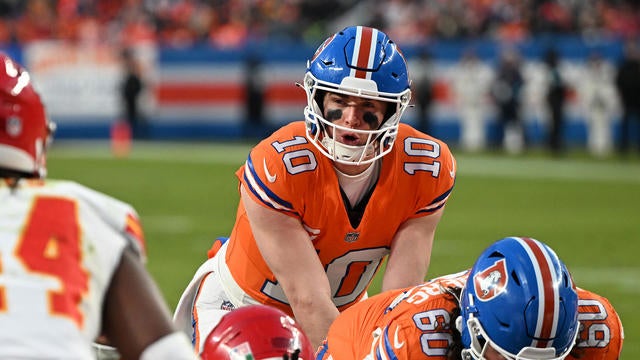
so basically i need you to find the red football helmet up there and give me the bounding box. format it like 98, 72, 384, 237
202, 305, 315, 360
0, 52, 53, 178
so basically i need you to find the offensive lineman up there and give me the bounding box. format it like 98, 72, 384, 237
316, 237, 624, 360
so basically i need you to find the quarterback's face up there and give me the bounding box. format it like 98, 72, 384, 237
322, 92, 388, 146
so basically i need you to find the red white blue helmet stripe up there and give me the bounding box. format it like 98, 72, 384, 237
350, 26, 379, 80
516, 236, 564, 349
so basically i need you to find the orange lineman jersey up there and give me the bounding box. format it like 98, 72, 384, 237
215, 121, 456, 316
317, 271, 624, 360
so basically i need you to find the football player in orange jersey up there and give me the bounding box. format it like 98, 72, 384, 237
0, 52, 198, 360
316, 237, 624, 360
174, 25, 456, 351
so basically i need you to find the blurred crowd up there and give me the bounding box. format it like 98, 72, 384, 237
2, 0, 639, 156
0, 0, 639, 48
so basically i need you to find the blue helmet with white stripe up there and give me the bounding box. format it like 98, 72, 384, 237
302, 26, 412, 165
457, 237, 579, 360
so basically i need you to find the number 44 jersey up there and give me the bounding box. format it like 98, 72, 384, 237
0, 179, 145, 359
317, 271, 624, 360
221, 121, 456, 316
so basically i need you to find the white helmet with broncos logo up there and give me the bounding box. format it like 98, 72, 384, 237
301, 25, 412, 165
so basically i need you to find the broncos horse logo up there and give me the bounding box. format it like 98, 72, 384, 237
473, 259, 508, 301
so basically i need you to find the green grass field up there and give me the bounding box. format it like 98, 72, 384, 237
47, 140, 639, 358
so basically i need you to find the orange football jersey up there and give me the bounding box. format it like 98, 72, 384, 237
317, 272, 467, 360
572, 287, 624, 360
318, 271, 624, 360
215, 121, 456, 316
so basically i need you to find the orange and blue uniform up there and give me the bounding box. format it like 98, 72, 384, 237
317, 271, 624, 360
219, 121, 455, 316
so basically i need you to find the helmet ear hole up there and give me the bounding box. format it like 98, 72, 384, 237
562, 271, 571, 287
511, 270, 521, 286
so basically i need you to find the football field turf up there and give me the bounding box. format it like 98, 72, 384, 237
48, 140, 639, 358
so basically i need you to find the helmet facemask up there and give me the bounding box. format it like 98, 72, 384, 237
302, 71, 410, 166
457, 309, 579, 360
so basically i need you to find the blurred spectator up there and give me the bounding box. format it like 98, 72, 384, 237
544, 48, 567, 156
453, 47, 492, 152
243, 53, 266, 139
0, 0, 637, 48
120, 47, 146, 139
408, 48, 434, 134
614, 41, 640, 155
490, 48, 525, 153
581, 52, 618, 157
533, 0, 573, 34
14, 0, 57, 43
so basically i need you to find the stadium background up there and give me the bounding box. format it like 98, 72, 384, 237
14, 35, 633, 148
3, 0, 638, 357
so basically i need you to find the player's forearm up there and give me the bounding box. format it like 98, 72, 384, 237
383, 241, 431, 291
381, 267, 426, 292
383, 215, 439, 291
290, 297, 339, 349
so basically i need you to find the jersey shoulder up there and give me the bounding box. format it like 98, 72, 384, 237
395, 123, 456, 176
373, 287, 458, 359
324, 285, 457, 360
48, 179, 146, 257
570, 287, 624, 360
390, 124, 457, 215
238, 122, 329, 216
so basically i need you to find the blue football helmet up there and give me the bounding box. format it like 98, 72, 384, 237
457, 237, 579, 360
302, 26, 411, 165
